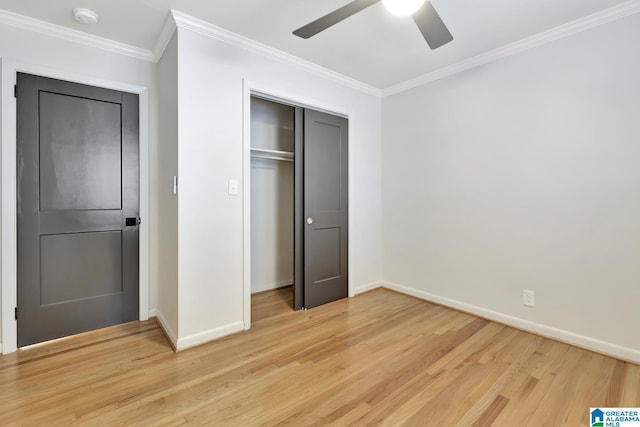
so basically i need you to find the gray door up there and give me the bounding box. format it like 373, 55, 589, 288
304, 109, 348, 308
17, 73, 139, 347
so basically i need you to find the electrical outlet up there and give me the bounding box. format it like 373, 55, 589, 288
523, 290, 535, 307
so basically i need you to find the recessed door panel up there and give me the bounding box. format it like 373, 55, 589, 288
310, 228, 341, 283
40, 231, 123, 306
39, 92, 122, 211
309, 123, 342, 212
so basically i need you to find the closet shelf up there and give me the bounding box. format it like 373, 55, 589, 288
251, 148, 294, 162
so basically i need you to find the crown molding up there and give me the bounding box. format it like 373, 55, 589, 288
2, 1, 636, 96
0, 8, 156, 63
153, 12, 177, 60
170, 10, 382, 97
382, 0, 640, 96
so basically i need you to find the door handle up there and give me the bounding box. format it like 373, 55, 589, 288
306, 217, 314, 225
125, 217, 141, 226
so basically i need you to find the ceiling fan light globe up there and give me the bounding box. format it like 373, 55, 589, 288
382, 0, 427, 16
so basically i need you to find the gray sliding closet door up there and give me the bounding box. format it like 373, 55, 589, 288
303, 109, 348, 309
294, 107, 304, 310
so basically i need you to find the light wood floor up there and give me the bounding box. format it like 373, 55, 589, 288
1, 288, 638, 426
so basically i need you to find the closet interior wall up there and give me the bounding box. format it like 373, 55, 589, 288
250, 97, 295, 294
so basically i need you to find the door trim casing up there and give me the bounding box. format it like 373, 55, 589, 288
241, 79, 354, 330
1, 59, 151, 354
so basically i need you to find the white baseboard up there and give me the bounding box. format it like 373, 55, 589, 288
382, 281, 640, 364
354, 281, 384, 295
155, 309, 178, 349
148, 308, 157, 317
176, 321, 244, 351
251, 280, 293, 294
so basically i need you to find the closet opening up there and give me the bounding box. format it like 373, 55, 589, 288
249, 93, 349, 325
250, 96, 300, 323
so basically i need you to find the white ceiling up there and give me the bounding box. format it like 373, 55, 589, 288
0, 0, 632, 89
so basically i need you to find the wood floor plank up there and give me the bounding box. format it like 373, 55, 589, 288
0, 287, 638, 426
471, 395, 510, 427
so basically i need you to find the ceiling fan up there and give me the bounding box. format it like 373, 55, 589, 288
293, 0, 453, 50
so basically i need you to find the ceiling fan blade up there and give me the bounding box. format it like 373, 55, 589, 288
412, 1, 453, 50
293, 0, 381, 39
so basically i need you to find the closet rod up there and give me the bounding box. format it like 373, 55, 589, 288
251, 148, 294, 162
251, 153, 293, 162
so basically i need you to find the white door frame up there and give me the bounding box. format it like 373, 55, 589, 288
1, 59, 151, 354
241, 79, 354, 330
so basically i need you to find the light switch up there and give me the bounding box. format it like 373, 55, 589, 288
228, 179, 239, 195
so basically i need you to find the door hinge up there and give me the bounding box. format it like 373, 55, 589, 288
14, 85, 18, 98
15, 307, 18, 320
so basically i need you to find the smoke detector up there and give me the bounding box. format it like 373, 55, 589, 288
72, 8, 99, 25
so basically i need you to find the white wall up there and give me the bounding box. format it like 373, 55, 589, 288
156, 33, 179, 343
0, 22, 158, 352
174, 26, 382, 347
382, 13, 640, 358
250, 98, 294, 293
